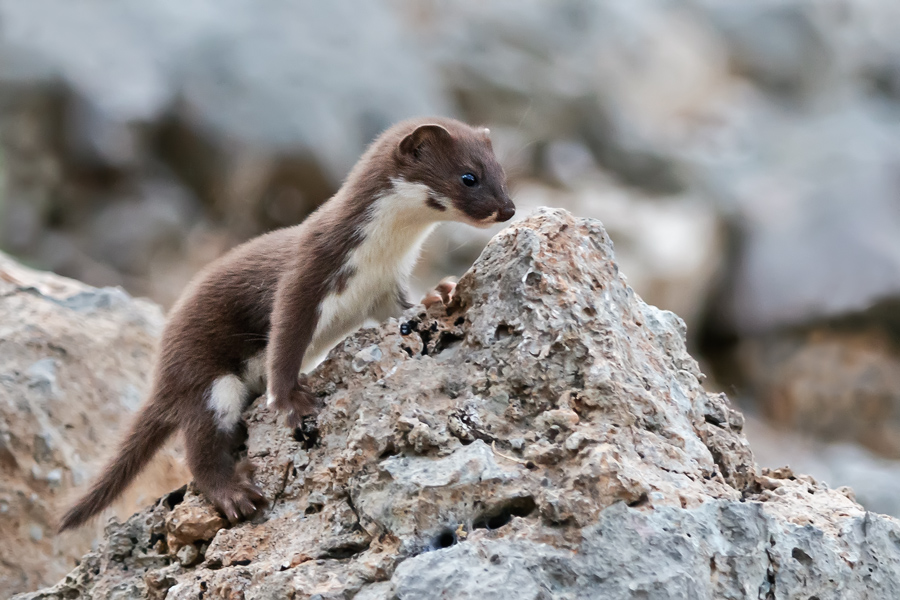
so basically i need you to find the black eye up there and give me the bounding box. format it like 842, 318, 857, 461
461, 173, 478, 187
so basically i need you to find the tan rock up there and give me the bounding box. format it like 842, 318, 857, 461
0, 251, 189, 596
740, 327, 900, 457
165, 496, 226, 551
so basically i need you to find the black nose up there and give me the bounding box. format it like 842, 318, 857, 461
496, 202, 516, 222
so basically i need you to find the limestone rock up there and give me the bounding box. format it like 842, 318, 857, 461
401, 0, 732, 194
0, 252, 189, 597
0, 0, 443, 177
13, 209, 900, 599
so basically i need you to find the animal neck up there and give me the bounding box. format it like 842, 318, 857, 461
350, 178, 439, 278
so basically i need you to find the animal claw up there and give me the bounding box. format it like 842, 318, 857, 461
269, 375, 322, 423
422, 277, 457, 308
208, 462, 267, 524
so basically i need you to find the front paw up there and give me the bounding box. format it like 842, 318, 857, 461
266, 376, 322, 427
422, 276, 457, 308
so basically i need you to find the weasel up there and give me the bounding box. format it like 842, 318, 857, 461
58, 117, 515, 530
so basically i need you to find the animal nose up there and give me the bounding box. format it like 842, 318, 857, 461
496, 202, 516, 222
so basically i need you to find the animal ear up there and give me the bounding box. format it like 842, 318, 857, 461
399, 124, 452, 157
481, 127, 493, 147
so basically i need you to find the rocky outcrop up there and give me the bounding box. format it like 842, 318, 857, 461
0, 252, 189, 597
4, 0, 900, 564
14, 210, 900, 599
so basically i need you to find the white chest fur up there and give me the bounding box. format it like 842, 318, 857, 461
306, 178, 440, 366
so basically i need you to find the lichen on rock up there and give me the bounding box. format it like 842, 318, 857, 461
14, 209, 900, 599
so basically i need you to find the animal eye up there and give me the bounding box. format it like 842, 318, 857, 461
461, 173, 478, 187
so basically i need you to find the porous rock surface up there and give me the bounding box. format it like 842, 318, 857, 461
15, 209, 900, 599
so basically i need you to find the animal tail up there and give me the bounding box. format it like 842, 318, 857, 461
58, 401, 176, 532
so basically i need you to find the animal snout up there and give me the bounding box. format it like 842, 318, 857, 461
496, 202, 516, 222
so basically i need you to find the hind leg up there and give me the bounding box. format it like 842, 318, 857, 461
185, 375, 264, 523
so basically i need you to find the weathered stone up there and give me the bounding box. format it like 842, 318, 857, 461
0, 251, 189, 596
13, 209, 900, 599
746, 414, 900, 519
715, 107, 900, 335
165, 497, 226, 551
497, 179, 724, 333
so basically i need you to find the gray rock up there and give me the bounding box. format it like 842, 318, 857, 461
401, 0, 723, 193
505, 182, 723, 330
13, 210, 900, 599
392, 500, 900, 599
738, 326, 900, 458
703, 4, 834, 99
717, 106, 900, 334
0, 0, 447, 304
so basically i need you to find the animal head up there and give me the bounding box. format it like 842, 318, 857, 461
391, 118, 516, 228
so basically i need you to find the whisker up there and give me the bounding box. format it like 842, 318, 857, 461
228, 333, 270, 342
515, 97, 533, 133
505, 139, 539, 175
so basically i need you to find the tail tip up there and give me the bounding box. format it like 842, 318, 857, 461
57, 506, 90, 533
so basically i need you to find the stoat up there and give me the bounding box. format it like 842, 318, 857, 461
58, 117, 515, 530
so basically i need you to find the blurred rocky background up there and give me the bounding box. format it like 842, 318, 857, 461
0, 0, 898, 528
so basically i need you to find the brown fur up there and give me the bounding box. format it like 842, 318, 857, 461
58, 117, 514, 531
